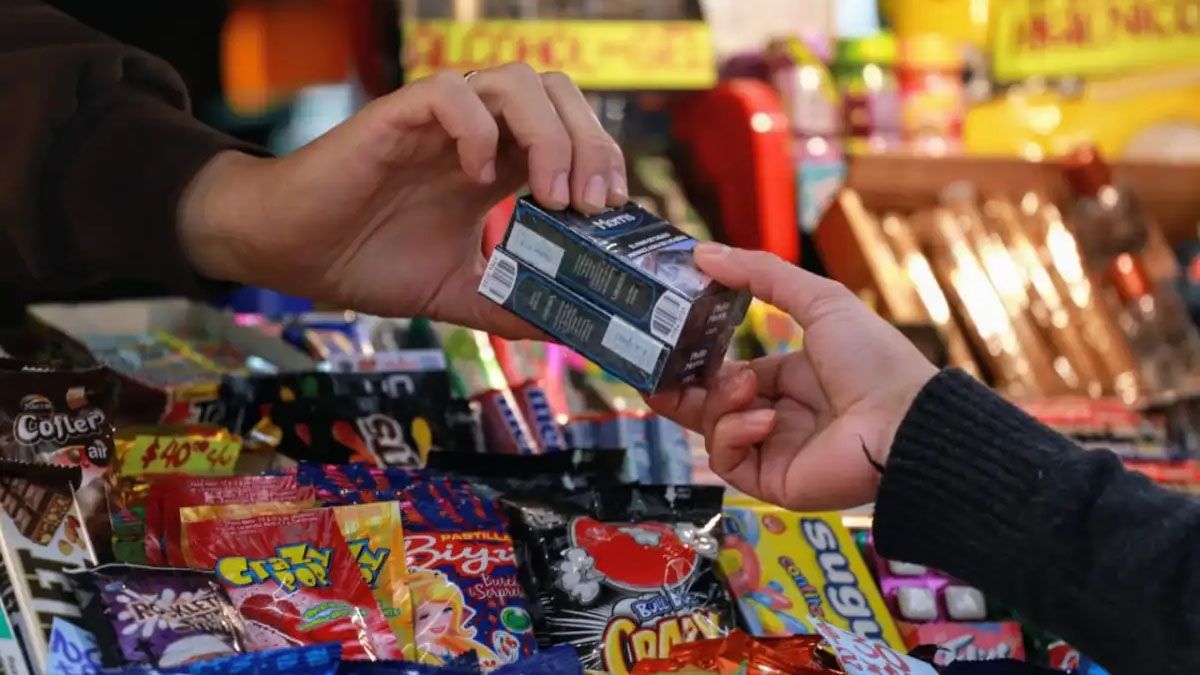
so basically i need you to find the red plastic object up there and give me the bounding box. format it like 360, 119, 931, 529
670, 79, 799, 263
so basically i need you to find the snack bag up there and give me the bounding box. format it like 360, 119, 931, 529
70, 563, 247, 668
178, 501, 313, 567
0, 462, 95, 673
147, 474, 316, 566
504, 486, 733, 675
719, 497, 903, 649
182, 510, 395, 660
404, 491, 535, 671
332, 503, 415, 658
0, 362, 117, 559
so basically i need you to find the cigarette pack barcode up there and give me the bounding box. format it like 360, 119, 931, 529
480, 250, 518, 304
650, 292, 688, 345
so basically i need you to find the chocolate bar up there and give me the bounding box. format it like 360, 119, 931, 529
0, 462, 95, 674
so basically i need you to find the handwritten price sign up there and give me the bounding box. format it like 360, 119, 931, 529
815, 620, 937, 675
118, 435, 241, 477
404, 20, 717, 90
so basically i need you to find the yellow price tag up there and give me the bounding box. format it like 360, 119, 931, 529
404, 20, 716, 90
117, 435, 241, 476
992, 0, 1200, 81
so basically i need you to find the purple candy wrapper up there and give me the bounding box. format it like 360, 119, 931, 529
74, 563, 246, 668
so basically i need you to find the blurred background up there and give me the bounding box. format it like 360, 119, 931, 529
48, 0, 1200, 478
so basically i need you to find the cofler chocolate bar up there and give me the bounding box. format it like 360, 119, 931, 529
488, 198, 749, 392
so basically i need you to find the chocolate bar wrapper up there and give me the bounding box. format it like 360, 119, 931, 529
0, 462, 95, 673
502, 197, 749, 357
511, 381, 567, 453
0, 557, 33, 675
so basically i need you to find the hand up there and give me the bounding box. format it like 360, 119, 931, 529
178, 64, 626, 338
647, 243, 937, 510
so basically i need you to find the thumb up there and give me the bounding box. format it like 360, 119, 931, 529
693, 242, 860, 328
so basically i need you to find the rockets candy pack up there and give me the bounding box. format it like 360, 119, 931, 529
181, 509, 396, 660
479, 198, 749, 394
504, 485, 733, 675
0, 462, 95, 673
718, 498, 904, 649
70, 563, 247, 669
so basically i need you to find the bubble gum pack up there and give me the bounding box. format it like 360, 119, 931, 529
865, 535, 988, 624
182, 509, 396, 660
504, 485, 734, 675
402, 486, 535, 671
719, 498, 902, 649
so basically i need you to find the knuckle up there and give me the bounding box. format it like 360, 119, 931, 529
540, 70, 574, 89
429, 69, 467, 91
496, 61, 539, 84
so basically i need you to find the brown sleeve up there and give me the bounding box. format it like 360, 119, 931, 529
0, 0, 257, 305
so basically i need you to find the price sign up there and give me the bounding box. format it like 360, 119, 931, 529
118, 435, 241, 477
815, 620, 938, 675
404, 20, 717, 90
992, 0, 1200, 80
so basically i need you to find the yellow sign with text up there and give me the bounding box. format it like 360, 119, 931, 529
404, 20, 716, 90
992, 0, 1200, 81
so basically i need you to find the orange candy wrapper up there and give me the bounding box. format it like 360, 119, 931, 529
630, 630, 842, 674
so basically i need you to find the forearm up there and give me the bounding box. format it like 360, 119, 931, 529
0, 0, 256, 302
873, 369, 1200, 674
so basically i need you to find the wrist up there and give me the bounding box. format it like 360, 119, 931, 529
177, 150, 272, 285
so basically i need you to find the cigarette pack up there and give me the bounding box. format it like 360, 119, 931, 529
498, 197, 749, 354
480, 247, 739, 394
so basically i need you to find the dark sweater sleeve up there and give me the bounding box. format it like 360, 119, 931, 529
0, 0, 254, 303
874, 368, 1200, 675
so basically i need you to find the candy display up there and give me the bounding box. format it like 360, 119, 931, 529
182, 509, 397, 660
719, 498, 903, 649
504, 486, 733, 675
70, 563, 246, 668
481, 197, 750, 394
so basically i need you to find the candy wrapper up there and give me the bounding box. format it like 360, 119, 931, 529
294, 463, 417, 504
0, 462, 95, 673
332, 502, 415, 657
897, 622, 1024, 664
403, 487, 536, 671
719, 499, 903, 648
422, 449, 626, 499
814, 620, 937, 675
69, 563, 246, 668
504, 485, 733, 675
866, 538, 988, 624
269, 397, 452, 468
108, 642, 343, 675
629, 629, 837, 674
0, 362, 117, 559
182, 509, 396, 660
146, 474, 316, 566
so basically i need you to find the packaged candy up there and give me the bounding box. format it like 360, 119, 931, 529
0, 362, 117, 558
646, 415, 693, 484
594, 413, 652, 483
338, 651, 480, 675
509, 381, 566, 453
897, 621, 1025, 664
485, 197, 750, 394
719, 499, 903, 648
504, 485, 733, 675
403, 491, 535, 671
110, 642, 344, 675
183, 509, 396, 660
294, 463, 418, 504
814, 620, 937, 675
147, 474, 316, 566
114, 425, 242, 477
0, 462, 95, 673
331, 503, 415, 658
629, 629, 836, 674
70, 563, 247, 668
268, 396, 451, 467
471, 388, 538, 455
46, 616, 102, 675
868, 540, 987, 624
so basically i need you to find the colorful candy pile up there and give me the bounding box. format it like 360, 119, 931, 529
0, 304, 1108, 675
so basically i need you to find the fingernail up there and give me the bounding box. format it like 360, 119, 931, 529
695, 241, 731, 259
478, 161, 496, 184
583, 175, 607, 211
610, 170, 628, 202
745, 409, 776, 429
550, 172, 570, 206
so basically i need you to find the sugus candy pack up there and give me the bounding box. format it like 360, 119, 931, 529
70, 563, 247, 668
182, 509, 396, 660
402, 485, 536, 671
504, 485, 733, 675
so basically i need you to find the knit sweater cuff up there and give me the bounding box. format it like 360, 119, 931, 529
872, 368, 1075, 582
